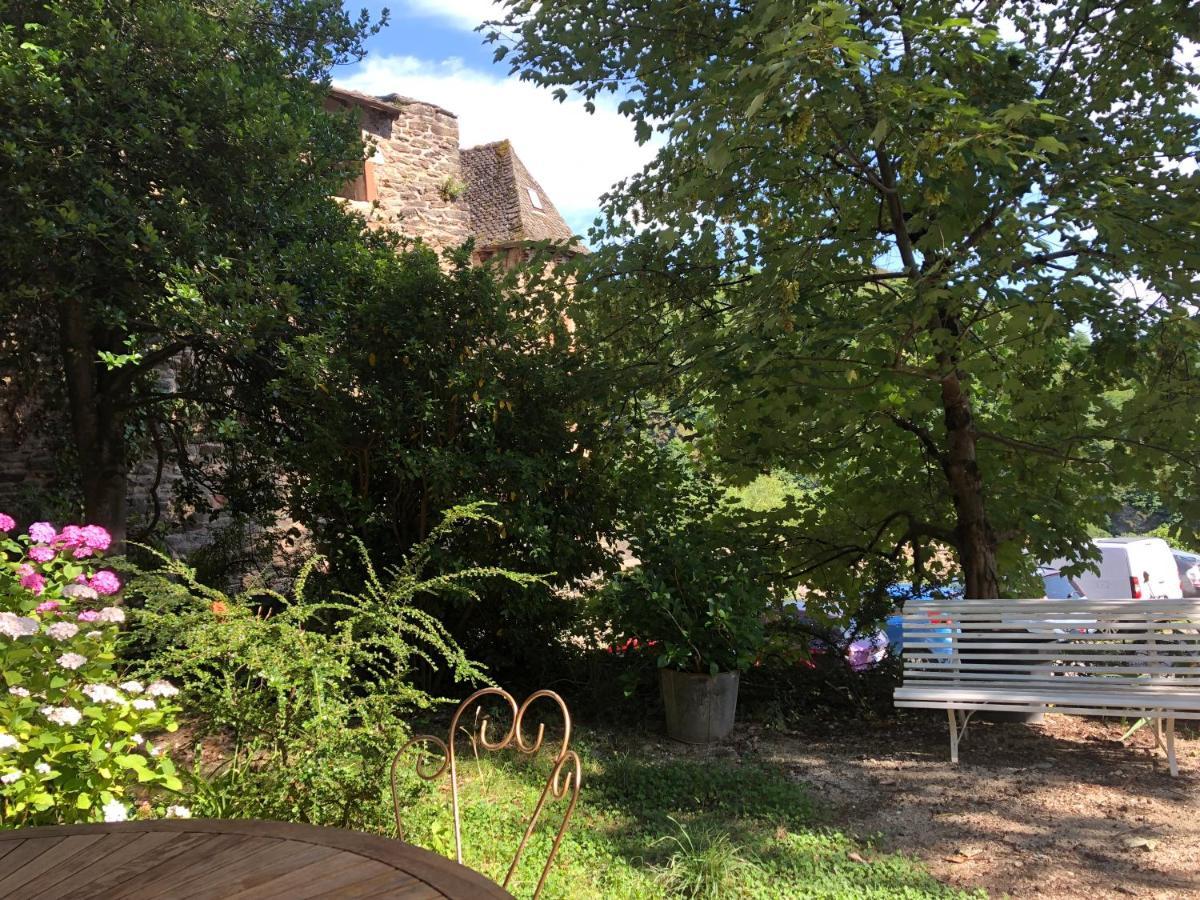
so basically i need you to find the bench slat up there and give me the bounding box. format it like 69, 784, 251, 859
895, 684, 1200, 707
902, 640, 1200, 652
902, 652, 1200, 667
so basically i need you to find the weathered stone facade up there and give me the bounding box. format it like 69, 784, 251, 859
326, 88, 581, 261
326, 91, 474, 251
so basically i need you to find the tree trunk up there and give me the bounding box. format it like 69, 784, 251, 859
59, 297, 129, 549
940, 367, 999, 599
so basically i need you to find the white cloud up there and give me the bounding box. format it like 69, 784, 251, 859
401, 0, 504, 31
336, 56, 658, 232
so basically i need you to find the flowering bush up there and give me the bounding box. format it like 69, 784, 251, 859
0, 517, 182, 826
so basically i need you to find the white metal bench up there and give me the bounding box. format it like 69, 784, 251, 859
894, 598, 1200, 776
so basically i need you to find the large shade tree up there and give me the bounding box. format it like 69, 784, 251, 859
494, 0, 1200, 599
0, 0, 378, 544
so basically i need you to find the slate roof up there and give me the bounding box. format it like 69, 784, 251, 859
460, 141, 580, 250
326, 87, 458, 120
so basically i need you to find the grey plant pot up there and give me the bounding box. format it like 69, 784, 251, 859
660, 668, 740, 744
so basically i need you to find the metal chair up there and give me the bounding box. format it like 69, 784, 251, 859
390, 688, 583, 899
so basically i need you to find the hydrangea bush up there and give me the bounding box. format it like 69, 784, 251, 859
0, 515, 183, 826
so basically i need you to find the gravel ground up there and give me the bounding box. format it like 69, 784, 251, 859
742, 713, 1200, 898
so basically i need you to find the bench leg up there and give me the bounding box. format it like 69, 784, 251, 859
1166, 718, 1178, 778
947, 709, 973, 764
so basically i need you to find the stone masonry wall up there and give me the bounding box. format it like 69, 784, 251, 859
363, 100, 471, 252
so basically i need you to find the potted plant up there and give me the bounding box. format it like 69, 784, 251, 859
600, 509, 773, 743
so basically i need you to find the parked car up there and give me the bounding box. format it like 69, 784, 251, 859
1049, 537, 1183, 600
884, 582, 961, 657
1175, 551, 1200, 598
1036, 565, 1086, 600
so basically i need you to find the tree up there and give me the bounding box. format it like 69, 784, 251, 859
493, 0, 1200, 598
0, 0, 379, 544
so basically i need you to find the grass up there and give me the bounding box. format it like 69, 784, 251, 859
393, 736, 981, 899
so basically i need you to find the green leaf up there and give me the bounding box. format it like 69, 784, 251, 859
869, 118, 890, 146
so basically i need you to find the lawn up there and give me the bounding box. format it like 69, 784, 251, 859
394, 735, 980, 899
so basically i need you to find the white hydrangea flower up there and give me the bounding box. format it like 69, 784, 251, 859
46, 621, 80, 641
61, 584, 99, 601
82, 684, 123, 705
41, 705, 83, 727
130, 733, 144, 745
97, 607, 126, 624
147, 743, 161, 757
1, 770, 22, 784
165, 805, 192, 819
34, 762, 51, 775
0, 734, 19, 751
56, 653, 87, 670
8, 686, 29, 698
102, 799, 127, 822
119, 681, 144, 694
145, 681, 178, 698
85, 631, 103, 640
132, 698, 156, 711
0, 612, 39, 639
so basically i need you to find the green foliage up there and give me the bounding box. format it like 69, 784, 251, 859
0, 0, 383, 533
232, 233, 629, 672
125, 504, 536, 830
0, 525, 180, 826
598, 441, 779, 674
496, 0, 1200, 599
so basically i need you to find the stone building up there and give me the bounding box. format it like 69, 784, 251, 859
1, 89, 583, 553
323, 88, 579, 263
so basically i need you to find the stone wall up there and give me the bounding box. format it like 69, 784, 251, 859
0, 378, 61, 517
363, 99, 472, 252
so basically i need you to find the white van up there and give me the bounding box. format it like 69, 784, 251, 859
1050, 538, 1183, 600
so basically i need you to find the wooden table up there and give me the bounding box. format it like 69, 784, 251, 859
0, 818, 514, 899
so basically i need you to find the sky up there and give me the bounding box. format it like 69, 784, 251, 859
334, 0, 657, 237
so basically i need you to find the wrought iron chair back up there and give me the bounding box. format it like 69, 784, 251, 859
390, 687, 582, 899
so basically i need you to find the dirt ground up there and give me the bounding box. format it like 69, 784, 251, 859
669, 713, 1200, 898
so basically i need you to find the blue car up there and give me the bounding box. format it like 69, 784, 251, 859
884, 582, 961, 654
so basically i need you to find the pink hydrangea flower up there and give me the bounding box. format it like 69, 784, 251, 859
97, 606, 125, 623
27, 522, 56, 544
57, 525, 82, 546
56, 653, 87, 670
81, 525, 112, 552
0, 513, 15, 533
89, 571, 121, 596
76, 609, 101, 623
35, 600, 60, 614
17, 565, 45, 596
27, 545, 55, 563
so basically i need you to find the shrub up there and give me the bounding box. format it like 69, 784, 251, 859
598, 442, 780, 675
125, 503, 541, 831
0, 517, 182, 826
